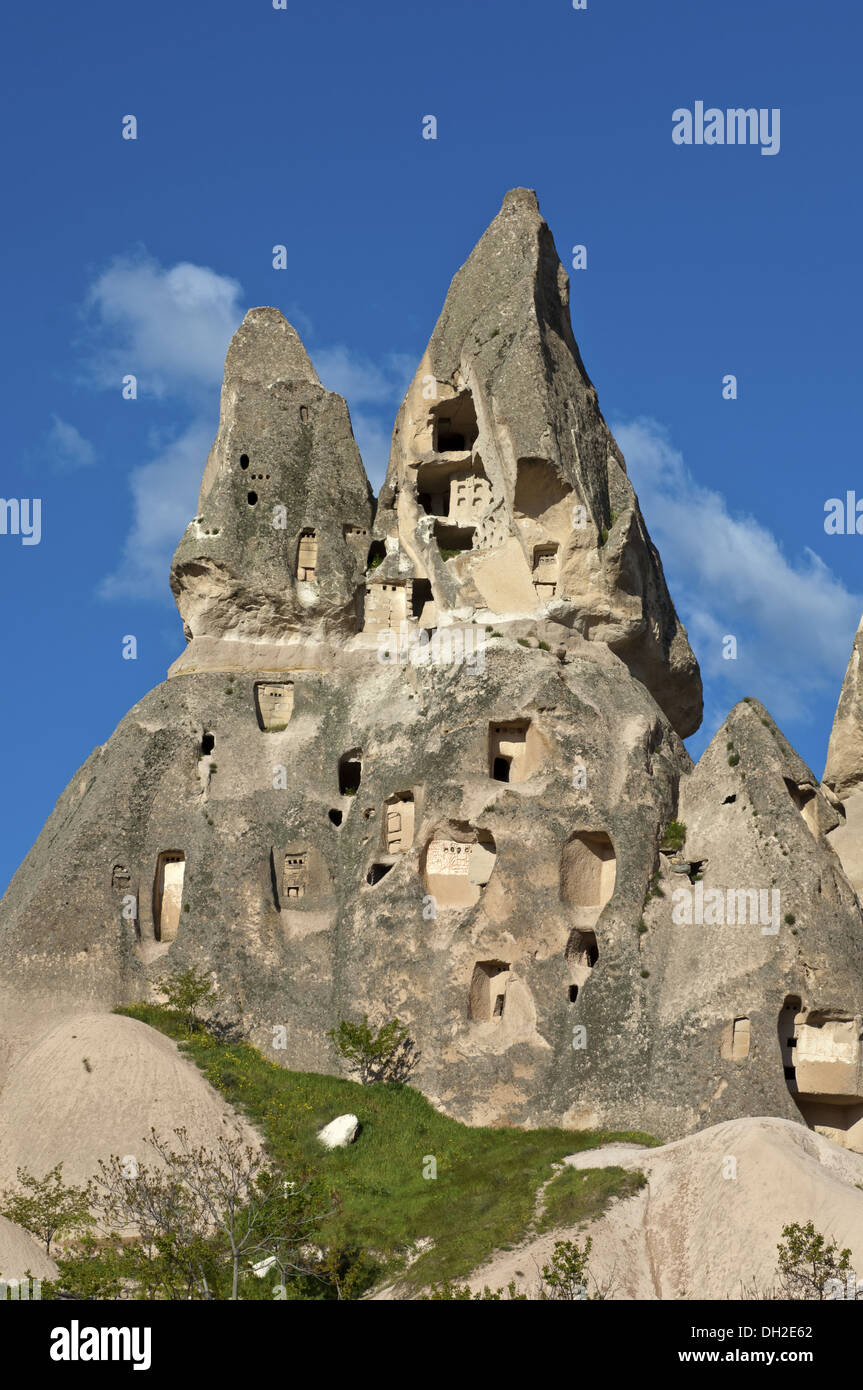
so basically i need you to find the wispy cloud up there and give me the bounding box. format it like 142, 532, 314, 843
314, 345, 414, 405
80, 254, 244, 598
614, 417, 863, 733
82, 253, 414, 598
314, 345, 412, 487
84, 254, 244, 397
98, 422, 212, 600
47, 415, 95, 469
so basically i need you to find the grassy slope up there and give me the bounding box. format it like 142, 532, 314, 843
118, 1005, 655, 1289
538, 1165, 647, 1232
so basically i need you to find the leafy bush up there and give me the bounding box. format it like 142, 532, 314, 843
661, 819, 686, 852
424, 1279, 526, 1300
540, 1237, 595, 1300
0, 1164, 91, 1256
161, 965, 217, 1031
327, 1015, 419, 1086
776, 1221, 852, 1300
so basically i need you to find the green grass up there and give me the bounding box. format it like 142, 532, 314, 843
537, 1165, 646, 1232
117, 1004, 656, 1289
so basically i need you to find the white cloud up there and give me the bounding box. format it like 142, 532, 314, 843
314, 346, 413, 406
350, 411, 393, 490
85, 255, 244, 397
314, 345, 412, 486
47, 415, 95, 469
82, 253, 244, 599
98, 422, 211, 600
83, 254, 415, 600
614, 417, 863, 728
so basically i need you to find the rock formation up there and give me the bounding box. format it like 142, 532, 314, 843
2, 190, 863, 1158
460, 1118, 863, 1300
823, 619, 863, 905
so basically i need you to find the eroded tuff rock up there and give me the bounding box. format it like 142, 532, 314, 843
822, 618, 863, 904
636, 697, 863, 1149
372, 187, 702, 739
3, 191, 863, 1151
171, 306, 374, 648
825, 618, 863, 800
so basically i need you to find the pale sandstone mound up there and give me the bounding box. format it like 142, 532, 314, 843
466, 1117, 863, 1300
0, 1014, 259, 1188
0, 1216, 58, 1283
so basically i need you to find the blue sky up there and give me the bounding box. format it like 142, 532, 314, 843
1, 0, 861, 892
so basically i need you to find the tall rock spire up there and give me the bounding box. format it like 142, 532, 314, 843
171, 307, 374, 649
372, 188, 702, 737
824, 616, 863, 799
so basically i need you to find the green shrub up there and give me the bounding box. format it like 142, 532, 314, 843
776, 1221, 852, 1300
327, 1015, 419, 1085
161, 965, 216, 1032
661, 819, 686, 852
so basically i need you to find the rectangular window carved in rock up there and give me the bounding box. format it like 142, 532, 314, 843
154, 852, 185, 943
255, 682, 294, 732
384, 793, 415, 853
721, 1016, 751, 1061
283, 852, 308, 900
297, 529, 318, 581
431, 392, 478, 453
560, 831, 616, 928
533, 543, 560, 600
469, 960, 510, 1021
489, 720, 540, 783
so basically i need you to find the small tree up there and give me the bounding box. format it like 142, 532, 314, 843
540, 1237, 594, 1300
161, 965, 216, 1031
327, 1015, 419, 1085
91, 1126, 334, 1301
0, 1164, 92, 1256
776, 1221, 853, 1300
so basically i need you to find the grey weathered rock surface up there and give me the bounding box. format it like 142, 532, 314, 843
373, 187, 701, 739
637, 697, 863, 1148
2, 191, 863, 1159
171, 306, 374, 650
825, 617, 863, 800
823, 621, 863, 904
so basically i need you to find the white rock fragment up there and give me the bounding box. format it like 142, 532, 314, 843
317, 1113, 359, 1149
